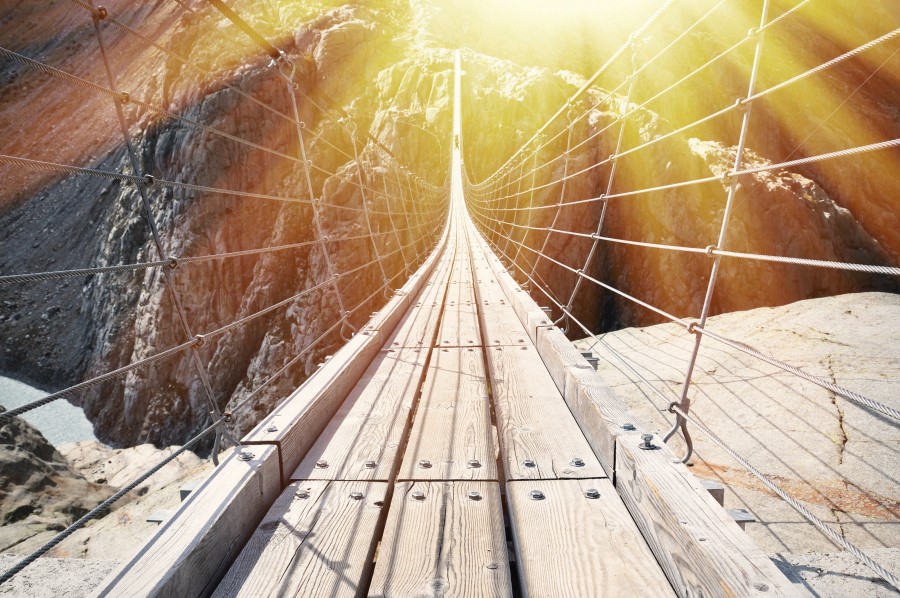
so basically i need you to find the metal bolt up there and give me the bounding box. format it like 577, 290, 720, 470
570, 457, 585, 467
523, 459, 536, 468
467, 459, 481, 468
529, 489, 545, 500
364, 460, 377, 469
411, 490, 426, 501
485, 562, 499, 570
622, 423, 636, 431
468, 491, 482, 501
237, 450, 254, 462
640, 434, 655, 450
418, 459, 432, 469
295, 489, 310, 499
350, 491, 364, 500
266, 425, 278, 433
316, 460, 329, 468
584, 488, 600, 499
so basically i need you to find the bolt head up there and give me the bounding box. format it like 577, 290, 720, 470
467, 491, 482, 501
349, 491, 364, 500
642, 434, 653, 443
418, 459, 432, 469
529, 489, 545, 501
467, 459, 481, 468
411, 490, 426, 501
485, 562, 499, 570
316, 460, 329, 468
522, 459, 536, 468
622, 423, 636, 431
570, 457, 585, 467
584, 488, 600, 499
364, 460, 377, 469
266, 425, 278, 433
237, 450, 254, 462
295, 489, 310, 499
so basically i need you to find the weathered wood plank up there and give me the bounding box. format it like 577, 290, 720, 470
368, 481, 511, 597
535, 325, 594, 400
213, 481, 387, 598
507, 479, 675, 597
92, 446, 281, 597
399, 347, 497, 481
616, 433, 801, 597
437, 273, 481, 348
384, 255, 452, 349
563, 365, 641, 479
485, 343, 604, 480
291, 348, 428, 481
243, 234, 452, 480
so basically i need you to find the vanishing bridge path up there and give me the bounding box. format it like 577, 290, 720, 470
90, 52, 789, 597
0, 1, 898, 596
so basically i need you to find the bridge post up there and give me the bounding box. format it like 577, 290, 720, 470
665, 0, 771, 462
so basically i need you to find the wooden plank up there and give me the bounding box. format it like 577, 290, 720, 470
368, 481, 511, 597
563, 365, 642, 479
92, 446, 281, 597
244, 238, 453, 479
437, 270, 481, 348
506, 479, 675, 597
213, 481, 387, 598
485, 344, 605, 480
615, 433, 801, 597
399, 347, 497, 481
535, 325, 594, 400
384, 256, 452, 349
291, 348, 428, 481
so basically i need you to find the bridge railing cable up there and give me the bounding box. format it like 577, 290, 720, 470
0, 0, 447, 585
463, 1, 899, 589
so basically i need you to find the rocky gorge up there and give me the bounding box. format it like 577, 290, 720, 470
0, 0, 897, 568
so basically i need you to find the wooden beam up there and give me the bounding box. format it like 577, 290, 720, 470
399, 347, 497, 481
212, 481, 387, 597
92, 446, 281, 597
507, 479, 675, 597
485, 344, 605, 480
616, 433, 802, 597
369, 481, 512, 597
291, 348, 428, 482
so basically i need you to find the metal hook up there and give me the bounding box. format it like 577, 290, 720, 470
663, 402, 694, 463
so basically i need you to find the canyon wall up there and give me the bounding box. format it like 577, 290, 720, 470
0, 0, 896, 448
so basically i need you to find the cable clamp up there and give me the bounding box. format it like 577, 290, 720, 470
119, 91, 130, 105
599, 193, 608, 201
94, 6, 108, 20
591, 232, 601, 240
705, 245, 718, 257
166, 256, 179, 270
687, 321, 699, 335
576, 268, 584, 277
142, 174, 154, 187
222, 410, 233, 423
747, 26, 759, 38
734, 97, 750, 111
666, 401, 680, 414
193, 334, 206, 349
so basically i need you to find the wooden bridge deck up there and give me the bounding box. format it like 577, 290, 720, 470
91, 52, 800, 598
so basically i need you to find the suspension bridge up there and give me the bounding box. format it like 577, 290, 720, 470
0, 0, 898, 596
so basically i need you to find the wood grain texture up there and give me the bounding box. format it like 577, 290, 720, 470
615, 434, 801, 597
369, 481, 512, 598
507, 479, 675, 597
485, 344, 605, 480
242, 331, 382, 480
291, 348, 429, 481
385, 256, 452, 348
93, 447, 280, 597
213, 481, 387, 598
400, 347, 497, 481
535, 326, 594, 400
563, 366, 642, 479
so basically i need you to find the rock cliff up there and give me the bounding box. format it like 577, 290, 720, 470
0, 0, 896, 449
